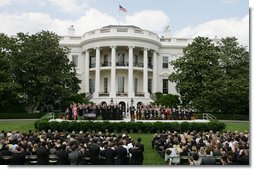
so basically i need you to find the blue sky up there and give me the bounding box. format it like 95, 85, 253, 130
0, 0, 249, 45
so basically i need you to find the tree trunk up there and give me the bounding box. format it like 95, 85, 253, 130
26, 101, 41, 113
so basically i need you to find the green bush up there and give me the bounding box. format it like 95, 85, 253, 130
0, 112, 46, 119
35, 120, 226, 132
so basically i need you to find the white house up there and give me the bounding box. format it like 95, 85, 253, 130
59, 25, 193, 108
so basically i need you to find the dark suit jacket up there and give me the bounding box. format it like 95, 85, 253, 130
36, 146, 49, 165
11, 152, 26, 165
200, 156, 216, 165
101, 148, 117, 165
88, 144, 100, 165
115, 146, 128, 165
55, 150, 69, 165
129, 148, 143, 165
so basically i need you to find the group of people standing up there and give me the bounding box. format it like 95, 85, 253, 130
65, 102, 195, 121
65, 103, 126, 120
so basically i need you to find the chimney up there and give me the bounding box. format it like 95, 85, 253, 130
68, 25, 75, 36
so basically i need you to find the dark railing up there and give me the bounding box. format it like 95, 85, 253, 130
100, 61, 111, 67
148, 64, 153, 69
116, 62, 128, 66
135, 92, 145, 97
133, 62, 143, 67
116, 92, 128, 96
89, 63, 95, 68
99, 92, 109, 96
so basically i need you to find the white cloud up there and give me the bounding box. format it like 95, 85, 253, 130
0, 0, 11, 6
0, 8, 118, 35
48, 0, 89, 14
174, 15, 249, 46
125, 10, 169, 32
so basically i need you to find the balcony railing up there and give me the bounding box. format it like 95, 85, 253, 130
100, 61, 111, 67
116, 62, 129, 66
89, 63, 95, 68
133, 62, 143, 67
135, 92, 145, 97
116, 92, 128, 96
99, 92, 109, 96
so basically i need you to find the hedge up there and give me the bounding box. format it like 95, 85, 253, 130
0, 112, 46, 119
34, 120, 226, 133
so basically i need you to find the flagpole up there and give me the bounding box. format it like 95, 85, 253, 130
118, 0, 120, 25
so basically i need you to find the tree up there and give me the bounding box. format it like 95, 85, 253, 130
0, 33, 19, 107
154, 92, 180, 108
169, 36, 249, 114
11, 31, 81, 113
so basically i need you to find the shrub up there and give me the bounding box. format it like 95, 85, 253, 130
35, 120, 226, 133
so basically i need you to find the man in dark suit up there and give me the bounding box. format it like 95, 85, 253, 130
135, 137, 144, 164
129, 144, 143, 165
130, 106, 135, 121
200, 149, 216, 165
88, 139, 100, 165
100, 143, 117, 165
115, 141, 128, 165
36, 142, 49, 165
55, 145, 69, 165
11, 146, 26, 165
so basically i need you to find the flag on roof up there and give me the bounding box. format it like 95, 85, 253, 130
119, 5, 127, 12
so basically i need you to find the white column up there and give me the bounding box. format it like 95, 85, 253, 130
110, 46, 116, 97
143, 48, 148, 97
84, 50, 90, 93
94, 47, 100, 97
152, 51, 157, 93
128, 46, 134, 97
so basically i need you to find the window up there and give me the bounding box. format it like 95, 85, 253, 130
118, 53, 125, 66
104, 78, 108, 93
103, 55, 108, 66
118, 77, 125, 93
89, 79, 95, 93
89, 56, 95, 68
134, 78, 138, 93
148, 79, 152, 93
72, 55, 78, 67
134, 55, 138, 63
162, 56, 168, 69
162, 79, 168, 94
148, 56, 152, 68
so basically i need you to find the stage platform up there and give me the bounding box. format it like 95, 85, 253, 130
49, 118, 210, 123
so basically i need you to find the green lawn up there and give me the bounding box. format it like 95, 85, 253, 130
224, 122, 249, 132
0, 120, 249, 165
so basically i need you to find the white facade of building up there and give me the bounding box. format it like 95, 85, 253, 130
59, 25, 193, 107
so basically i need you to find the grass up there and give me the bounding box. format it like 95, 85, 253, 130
0, 120, 249, 165
0, 120, 36, 132
224, 122, 249, 132
130, 133, 166, 165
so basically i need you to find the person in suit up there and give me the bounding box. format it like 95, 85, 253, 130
129, 144, 143, 165
11, 146, 26, 165
36, 142, 49, 165
100, 143, 117, 165
115, 141, 128, 165
68, 145, 82, 165
88, 139, 100, 165
130, 106, 135, 121
135, 137, 144, 164
200, 149, 216, 165
55, 144, 69, 165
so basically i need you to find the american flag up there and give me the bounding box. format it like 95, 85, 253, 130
119, 5, 127, 12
